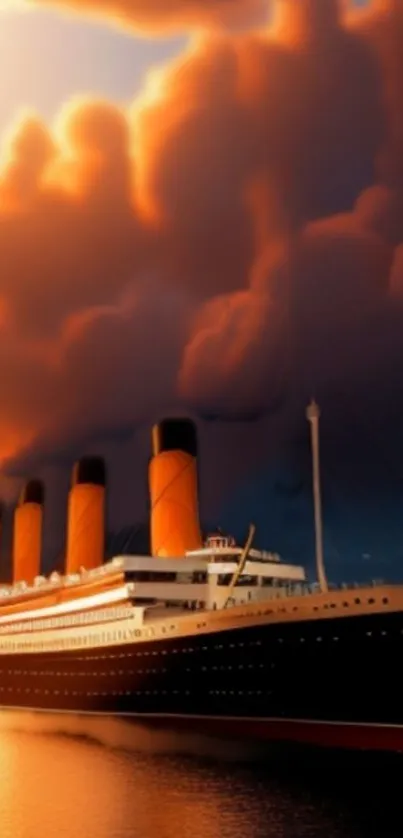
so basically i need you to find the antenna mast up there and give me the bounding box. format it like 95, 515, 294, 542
306, 399, 328, 593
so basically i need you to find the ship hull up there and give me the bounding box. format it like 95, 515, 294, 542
1, 607, 403, 752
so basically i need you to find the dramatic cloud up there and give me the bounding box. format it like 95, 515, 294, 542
2, 0, 403, 555
22, 0, 267, 34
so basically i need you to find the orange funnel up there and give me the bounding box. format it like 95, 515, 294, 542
12, 480, 45, 584
65, 457, 106, 574
149, 418, 202, 557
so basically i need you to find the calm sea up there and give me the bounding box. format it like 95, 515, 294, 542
0, 713, 401, 838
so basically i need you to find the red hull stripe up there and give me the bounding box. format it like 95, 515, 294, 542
135, 716, 403, 752
2, 706, 403, 752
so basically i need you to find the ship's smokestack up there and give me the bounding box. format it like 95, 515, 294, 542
149, 418, 202, 557
65, 456, 106, 574
12, 479, 45, 584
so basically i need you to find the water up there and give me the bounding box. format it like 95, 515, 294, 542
0, 713, 401, 838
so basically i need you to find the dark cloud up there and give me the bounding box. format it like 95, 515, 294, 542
1, 0, 403, 568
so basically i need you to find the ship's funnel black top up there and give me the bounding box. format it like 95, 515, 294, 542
19, 479, 45, 506
152, 418, 198, 458
71, 456, 106, 488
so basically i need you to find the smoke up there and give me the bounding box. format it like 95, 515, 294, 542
1, 0, 403, 525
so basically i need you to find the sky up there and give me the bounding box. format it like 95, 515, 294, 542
0, 7, 186, 133
1, 0, 403, 582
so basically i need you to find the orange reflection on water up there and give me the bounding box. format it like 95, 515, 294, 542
0, 714, 255, 838
0, 717, 128, 838
0, 712, 358, 838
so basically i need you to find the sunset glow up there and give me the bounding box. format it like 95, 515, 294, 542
0, 0, 401, 567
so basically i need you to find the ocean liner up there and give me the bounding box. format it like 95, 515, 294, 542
0, 401, 402, 753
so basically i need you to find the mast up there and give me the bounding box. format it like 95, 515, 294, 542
223, 523, 256, 609
306, 399, 328, 593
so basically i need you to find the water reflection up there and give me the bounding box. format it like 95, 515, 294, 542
0, 713, 401, 838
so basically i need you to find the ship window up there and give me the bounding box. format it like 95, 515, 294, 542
127, 570, 176, 583
343, 602, 349, 607
218, 574, 233, 586
368, 598, 375, 604
382, 598, 389, 604
354, 598, 361, 605
238, 575, 257, 587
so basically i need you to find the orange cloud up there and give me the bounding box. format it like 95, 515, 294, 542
22, 0, 267, 34
0, 100, 150, 340
1, 0, 403, 513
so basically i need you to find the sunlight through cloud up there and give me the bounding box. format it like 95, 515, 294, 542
0, 0, 26, 9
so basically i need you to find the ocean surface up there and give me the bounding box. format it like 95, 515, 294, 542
0, 713, 401, 838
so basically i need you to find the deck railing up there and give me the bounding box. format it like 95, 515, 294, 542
266, 579, 387, 599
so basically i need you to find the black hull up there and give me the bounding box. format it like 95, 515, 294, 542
1, 609, 403, 751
